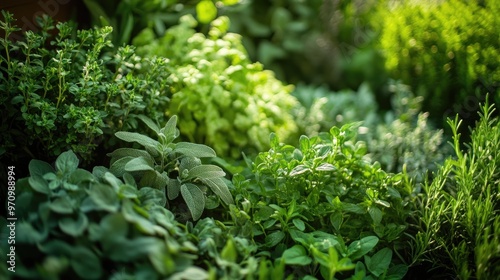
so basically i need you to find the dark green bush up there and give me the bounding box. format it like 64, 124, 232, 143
377, 0, 500, 119
0, 11, 170, 166
410, 102, 500, 279
0, 150, 206, 279
133, 15, 298, 158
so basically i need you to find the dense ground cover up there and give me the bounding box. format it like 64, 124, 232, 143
1, 0, 499, 279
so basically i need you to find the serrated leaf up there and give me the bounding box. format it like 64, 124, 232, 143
181, 183, 205, 220
199, 177, 234, 205
186, 164, 225, 180
115, 131, 160, 150
124, 156, 154, 172
175, 142, 216, 157
282, 245, 312, 265
59, 212, 88, 237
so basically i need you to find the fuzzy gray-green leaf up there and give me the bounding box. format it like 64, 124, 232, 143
115, 131, 160, 150
186, 164, 225, 180
199, 177, 234, 205
137, 114, 160, 134
124, 156, 155, 172
107, 148, 151, 165
175, 142, 217, 158
180, 183, 205, 220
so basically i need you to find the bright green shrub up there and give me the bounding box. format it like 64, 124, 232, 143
133, 15, 298, 158
411, 102, 500, 279
229, 124, 414, 279
0, 11, 170, 165
377, 0, 500, 118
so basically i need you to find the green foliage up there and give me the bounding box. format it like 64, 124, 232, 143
410, 101, 500, 279
292, 83, 379, 137
133, 15, 298, 158
82, 0, 240, 46
0, 11, 170, 164
364, 82, 450, 185
109, 115, 234, 221
0, 150, 207, 279
229, 124, 414, 279
292, 81, 449, 186
377, 0, 500, 118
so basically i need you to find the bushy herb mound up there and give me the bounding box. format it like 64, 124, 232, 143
0, 11, 170, 165
133, 15, 298, 158
377, 0, 500, 118
229, 123, 414, 279
0, 150, 207, 279
411, 102, 500, 279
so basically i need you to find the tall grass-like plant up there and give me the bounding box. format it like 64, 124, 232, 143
410, 101, 500, 279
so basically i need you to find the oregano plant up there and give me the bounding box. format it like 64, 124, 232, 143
108, 115, 234, 220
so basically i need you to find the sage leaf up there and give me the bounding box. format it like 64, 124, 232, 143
175, 142, 217, 158
186, 165, 225, 180
180, 183, 205, 220
115, 131, 160, 150
199, 177, 234, 205
124, 156, 155, 172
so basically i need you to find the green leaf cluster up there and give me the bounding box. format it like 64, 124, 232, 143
411, 101, 500, 279
0, 11, 170, 164
133, 15, 298, 158
292, 80, 449, 186
228, 123, 414, 278
0, 150, 207, 279
377, 0, 500, 119
109, 115, 234, 221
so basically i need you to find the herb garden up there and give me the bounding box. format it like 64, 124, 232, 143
0, 0, 499, 279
